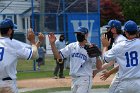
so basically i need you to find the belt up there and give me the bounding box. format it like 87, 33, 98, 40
2, 77, 12, 81
71, 76, 80, 78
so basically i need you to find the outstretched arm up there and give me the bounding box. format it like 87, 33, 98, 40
101, 34, 111, 54
36, 32, 45, 48
48, 32, 62, 59
100, 65, 119, 81
96, 57, 102, 70
27, 28, 44, 59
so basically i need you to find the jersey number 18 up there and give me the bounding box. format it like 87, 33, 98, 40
0, 47, 4, 61
125, 51, 138, 67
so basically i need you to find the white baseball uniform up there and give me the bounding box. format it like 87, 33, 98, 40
103, 38, 140, 93
59, 41, 97, 93
0, 38, 33, 93
108, 34, 127, 93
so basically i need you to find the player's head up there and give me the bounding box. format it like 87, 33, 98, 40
105, 20, 122, 40
105, 20, 114, 29
59, 34, 65, 42
0, 18, 16, 39
74, 26, 88, 42
109, 20, 122, 34
123, 20, 138, 38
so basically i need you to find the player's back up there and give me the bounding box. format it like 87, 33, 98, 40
0, 38, 17, 78
0, 37, 32, 79
114, 38, 140, 80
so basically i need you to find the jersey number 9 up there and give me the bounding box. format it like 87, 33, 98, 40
125, 51, 138, 67
0, 47, 4, 61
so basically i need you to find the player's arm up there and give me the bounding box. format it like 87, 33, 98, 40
36, 32, 45, 48
101, 34, 111, 54
100, 65, 119, 81
92, 60, 114, 78
96, 57, 102, 70
101, 61, 114, 70
48, 32, 62, 59
27, 29, 44, 59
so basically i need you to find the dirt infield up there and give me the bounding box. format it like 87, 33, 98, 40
17, 73, 114, 89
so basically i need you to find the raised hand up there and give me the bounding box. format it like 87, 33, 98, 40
48, 32, 56, 44
101, 34, 111, 48
38, 32, 45, 43
27, 28, 35, 44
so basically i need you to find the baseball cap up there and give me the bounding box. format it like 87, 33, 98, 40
0, 18, 16, 30
104, 20, 114, 28
111, 20, 121, 30
124, 20, 138, 32
75, 26, 88, 34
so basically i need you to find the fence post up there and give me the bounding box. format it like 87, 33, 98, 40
33, 60, 36, 71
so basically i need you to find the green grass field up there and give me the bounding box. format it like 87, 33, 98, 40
17, 55, 70, 80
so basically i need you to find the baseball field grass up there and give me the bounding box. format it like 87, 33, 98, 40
17, 55, 70, 80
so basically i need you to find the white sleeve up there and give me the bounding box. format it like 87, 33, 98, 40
13, 40, 33, 60
59, 44, 71, 59
103, 45, 119, 63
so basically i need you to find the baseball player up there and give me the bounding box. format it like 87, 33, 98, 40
93, 20, 127, 92
103, 20, 140, 93
48, 26, 102, 93
94, 20, 126, 72
0, 18, 44, 93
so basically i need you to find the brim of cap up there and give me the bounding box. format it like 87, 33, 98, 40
74, 30, 81, 33
104, 25, 111, 28
74, 30, 85, 34
13, 24, 17, 30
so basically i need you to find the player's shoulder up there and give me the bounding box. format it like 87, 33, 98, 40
67, 42, 77, 46
116, 35, 127, 43
12, 39, 31, 48
112, 40, 126, 50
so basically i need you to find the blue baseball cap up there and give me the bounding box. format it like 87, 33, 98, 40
124, 20, 138, 32
0, 18, 16, 30
111, 20, 122, 30
105, 20, 114, 28
75, 26, 88, 34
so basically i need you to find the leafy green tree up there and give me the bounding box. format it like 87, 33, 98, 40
115, 0, 140, 24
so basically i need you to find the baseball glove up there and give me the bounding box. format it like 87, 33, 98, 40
84, 44, 102, 58
57, 59, 63, 64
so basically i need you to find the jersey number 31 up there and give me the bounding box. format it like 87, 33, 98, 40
0, 47, 4, 61
125, 51, 138, 67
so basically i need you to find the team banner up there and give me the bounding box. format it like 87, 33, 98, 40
67, 13, 100, 47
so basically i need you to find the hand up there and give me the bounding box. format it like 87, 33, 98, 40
38, 32, 45, 43
48, 32, 56, 44
101, 34, 111, 47
100, 70, 110, 81
27, 28, 35, 44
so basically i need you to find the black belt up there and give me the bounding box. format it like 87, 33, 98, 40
72, 76, 80, 78
2, 77, 12, 81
